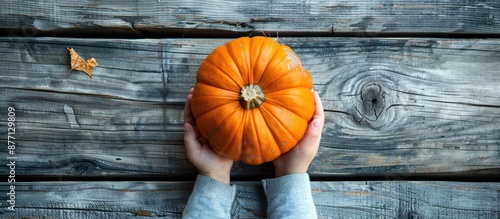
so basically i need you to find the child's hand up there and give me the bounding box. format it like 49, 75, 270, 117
273, 91, 325, 177
184, 88, 233, 184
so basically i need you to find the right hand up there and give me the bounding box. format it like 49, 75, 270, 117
272, 91, 325, 177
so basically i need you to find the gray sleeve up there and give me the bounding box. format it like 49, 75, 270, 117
262, 173, 318, 219
182, 174, 236, 219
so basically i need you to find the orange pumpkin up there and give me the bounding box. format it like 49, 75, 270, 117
191, 36, 314, 165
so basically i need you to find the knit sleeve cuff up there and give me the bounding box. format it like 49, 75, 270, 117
183, 174, 236, 218
262, 173, 317, 218
262, 173, 311, 195
193, 174, 236, 205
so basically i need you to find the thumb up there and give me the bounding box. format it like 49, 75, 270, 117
310, 117, 322, 137
184, 123, 201, 153
297, 117, 322, 151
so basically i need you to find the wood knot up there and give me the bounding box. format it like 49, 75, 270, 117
360, 83, 386, 121
485, 13, 495, 25
70, 160, 98, 175
353, 82, 392, 129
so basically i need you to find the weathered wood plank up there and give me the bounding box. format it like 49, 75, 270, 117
1, 0, 499, 36
0, 181, 498, 218
0, 37, 499, 178
0, 38, 166, 101
165, 37, 500, 177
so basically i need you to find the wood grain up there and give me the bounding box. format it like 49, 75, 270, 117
0, 0, 499, 36
0, 37, 499, 178
0, 181, 498, 218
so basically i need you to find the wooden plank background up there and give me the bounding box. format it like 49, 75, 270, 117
1, 181, 499, 218
1, 37, 499, 179
0, 0, 499, 218
0, 0, 499, 36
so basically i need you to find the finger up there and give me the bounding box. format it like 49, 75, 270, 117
184, 123, 201, 156
311, 91, 325, 142
308, 117, 323, 142
184, 93, 194, 125
313, 91, 325, 122
296, 91, 324, 153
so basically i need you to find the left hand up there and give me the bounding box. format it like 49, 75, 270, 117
183, 88, 234, 184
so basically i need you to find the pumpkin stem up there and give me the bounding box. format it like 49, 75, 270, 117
239, 84, 265, 110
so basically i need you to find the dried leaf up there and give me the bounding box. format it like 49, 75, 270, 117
63, 48, 98, 80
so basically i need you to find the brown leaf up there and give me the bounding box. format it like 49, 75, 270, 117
63, 48, 98, 80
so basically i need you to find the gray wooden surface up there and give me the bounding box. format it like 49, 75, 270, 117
0, 37, 499, 178
0, 181, 498, 218
1, 1, 500, 217
0, 0, 499, 36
